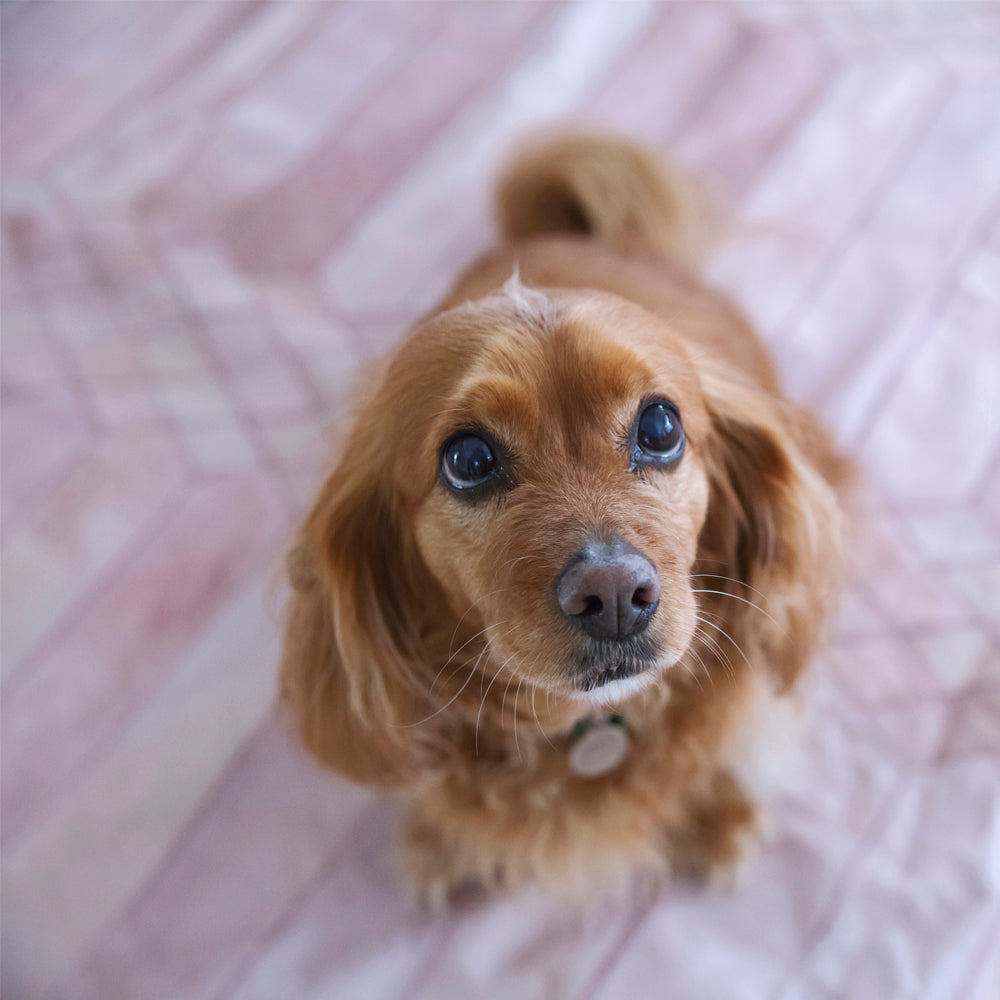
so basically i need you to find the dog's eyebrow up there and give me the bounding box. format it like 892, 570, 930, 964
441, 379, 540, 444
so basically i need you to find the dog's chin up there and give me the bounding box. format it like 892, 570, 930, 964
567, 642, 683, 707
569, 669, 662, 706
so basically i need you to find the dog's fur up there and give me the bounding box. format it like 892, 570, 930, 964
280, 134, 850, 903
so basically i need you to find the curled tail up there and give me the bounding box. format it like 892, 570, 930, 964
493, 132, 714, 265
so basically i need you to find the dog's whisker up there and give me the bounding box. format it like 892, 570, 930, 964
692, 617, 728, 658
690, 588, 784, 633
692, 619, 736, 681
692, 637, 720, 686
692, 619, 736, 683
530, 682, 557, 751
397, 645, 487, 729
689, 662, 708, 691
692, 573, 772, 604
444, 594, 500, 662
695, 607, 728, 623
443, 585, 519, 666
409, 624, 521, 729
695, 615, 754, 675
692, 634, 730, 685
682, 659, 706, 691
501, 669, 516, 726
682, 645, 709, 691
476, 656, 514, 757
434, 650, 478, 692
468, 622, 521, 697
513, 677, 524, 763
433, 619, 509, 691
445, 603, 478, 662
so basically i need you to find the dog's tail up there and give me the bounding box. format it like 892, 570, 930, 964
493, 132, 714, 265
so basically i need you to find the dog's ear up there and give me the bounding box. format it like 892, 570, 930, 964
696, 362, 847, 688
279, 425, 437, 787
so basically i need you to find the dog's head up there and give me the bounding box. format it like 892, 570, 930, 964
281, 277, 837, 784
409, 277, 712, 705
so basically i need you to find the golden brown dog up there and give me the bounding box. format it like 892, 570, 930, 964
280, 134, 850, 904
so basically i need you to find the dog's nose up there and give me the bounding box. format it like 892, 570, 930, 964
556, 543, 661, 640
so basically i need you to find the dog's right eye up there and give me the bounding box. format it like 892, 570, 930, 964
441, 434, 498, 491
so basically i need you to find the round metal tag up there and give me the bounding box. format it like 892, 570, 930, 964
569, 720, 630, 778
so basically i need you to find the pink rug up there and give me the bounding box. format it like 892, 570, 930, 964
2, 3, 999, 997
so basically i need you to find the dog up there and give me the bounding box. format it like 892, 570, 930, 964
280, 134, 850, 904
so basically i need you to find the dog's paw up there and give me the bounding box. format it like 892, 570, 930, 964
705, 812, 764, 891
667, 771, 764, 889
400, 820, 496, 912
403, 869, 491, 913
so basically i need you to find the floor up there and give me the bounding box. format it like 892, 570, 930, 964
2, 2, 999, 999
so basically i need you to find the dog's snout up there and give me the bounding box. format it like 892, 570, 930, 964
557, 544, 661, 640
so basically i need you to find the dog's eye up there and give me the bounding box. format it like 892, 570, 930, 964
441, 434, 498, 490
636, 401, 684, 463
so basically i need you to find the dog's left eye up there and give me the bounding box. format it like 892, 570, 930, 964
635, 401, 685, 464
441, 433, 498, 490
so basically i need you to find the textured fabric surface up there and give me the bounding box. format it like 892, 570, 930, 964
2, 3, 999, 998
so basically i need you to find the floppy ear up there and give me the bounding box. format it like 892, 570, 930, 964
279, 428, 438, 787
695, 361, 848, 689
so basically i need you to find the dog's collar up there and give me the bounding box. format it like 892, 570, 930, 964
567, 714, 630, 778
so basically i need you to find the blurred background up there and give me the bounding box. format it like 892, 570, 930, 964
2, 2, 999, 998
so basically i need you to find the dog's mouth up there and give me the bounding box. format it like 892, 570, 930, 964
570, 632, 663, 698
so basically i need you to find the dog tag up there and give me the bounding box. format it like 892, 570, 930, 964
569, 719, 630, 778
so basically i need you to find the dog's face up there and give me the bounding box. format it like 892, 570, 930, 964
390, 283, 713, 703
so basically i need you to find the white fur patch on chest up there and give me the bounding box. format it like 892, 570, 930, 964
725, 674, 807, 802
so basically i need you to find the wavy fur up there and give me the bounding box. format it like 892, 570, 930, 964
280, 133, 850, 902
